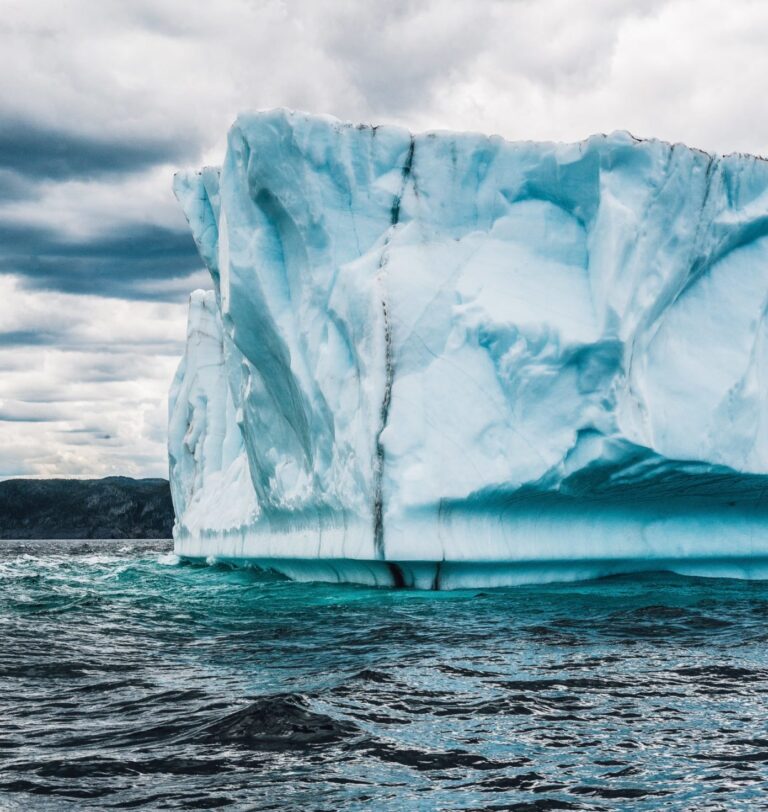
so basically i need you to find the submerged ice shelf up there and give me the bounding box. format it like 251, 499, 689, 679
169, 109, 768, 588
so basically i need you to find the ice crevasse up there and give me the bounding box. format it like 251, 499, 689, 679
169, 109, 768, 588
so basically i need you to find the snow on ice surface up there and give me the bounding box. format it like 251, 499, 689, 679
169, 109, 768, 588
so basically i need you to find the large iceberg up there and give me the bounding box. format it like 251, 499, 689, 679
169, 109, 768, 588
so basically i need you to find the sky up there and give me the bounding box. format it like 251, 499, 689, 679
3, 0, 768, 479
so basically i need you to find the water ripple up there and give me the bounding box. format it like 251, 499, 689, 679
0, 539, 767, 810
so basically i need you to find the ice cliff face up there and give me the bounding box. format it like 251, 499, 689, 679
169, 109, 768, 588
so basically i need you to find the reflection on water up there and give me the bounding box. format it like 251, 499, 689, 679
1, 539, 768, 809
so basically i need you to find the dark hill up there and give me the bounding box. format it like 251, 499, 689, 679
0, 477, 174, 539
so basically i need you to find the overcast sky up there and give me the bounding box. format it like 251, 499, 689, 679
3, 0, 768, 479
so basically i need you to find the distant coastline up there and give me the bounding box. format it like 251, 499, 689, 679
0, 477, 173, 539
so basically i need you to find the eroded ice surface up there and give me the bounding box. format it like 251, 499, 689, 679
169, 110, 768, 588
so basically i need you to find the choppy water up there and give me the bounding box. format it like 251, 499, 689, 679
1, 540, 768, 810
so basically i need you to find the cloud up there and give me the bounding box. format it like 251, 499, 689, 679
0, 277, 187, 356
0, 119, 196, 182
0, 278, 186, 477
312, 1, 494, 116
0, 414, 59, 424
0, 223, 202, 300
0, 329, 66, 347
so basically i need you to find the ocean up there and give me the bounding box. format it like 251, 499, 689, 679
1, 539, 767, 810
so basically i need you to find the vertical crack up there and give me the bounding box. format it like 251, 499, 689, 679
372, 292, 394, 558
387, 562, 406, 588
389, 139, 414, 225
373, 137, 415, 559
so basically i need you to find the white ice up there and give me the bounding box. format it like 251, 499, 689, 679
168, 110, 768, 588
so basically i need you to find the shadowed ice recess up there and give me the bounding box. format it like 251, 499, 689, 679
169, 110, 768, 587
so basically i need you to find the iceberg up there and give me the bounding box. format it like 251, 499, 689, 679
169, 109, 768, 588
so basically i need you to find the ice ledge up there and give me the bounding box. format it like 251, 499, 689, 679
175, 552, 768, 591
174, 492, 768, 588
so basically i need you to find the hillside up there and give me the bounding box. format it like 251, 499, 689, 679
0, 477, 174, 539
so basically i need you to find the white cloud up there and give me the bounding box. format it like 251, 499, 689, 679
0, 278, 186, 477
0, 165, 189, 239
3, 0, 768, 155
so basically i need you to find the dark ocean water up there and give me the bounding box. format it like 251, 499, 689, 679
1, 540, 768, 810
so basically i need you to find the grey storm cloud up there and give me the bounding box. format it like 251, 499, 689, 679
0, 329, 66, 347
0, 413, 58, 423
0, 222, 201, 300
0, 120, 198, 182
0, 401, 71, 423
0, 168, 41, 202
0, 111, 204, 306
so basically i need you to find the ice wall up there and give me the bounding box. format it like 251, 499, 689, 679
169, 110, 768, 587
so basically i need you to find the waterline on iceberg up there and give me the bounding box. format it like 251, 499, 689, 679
173, 551, 768, 590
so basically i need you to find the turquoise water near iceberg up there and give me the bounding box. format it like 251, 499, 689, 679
1, 539, 768, 810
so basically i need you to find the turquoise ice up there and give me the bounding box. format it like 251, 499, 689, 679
169, 110, 768, 588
